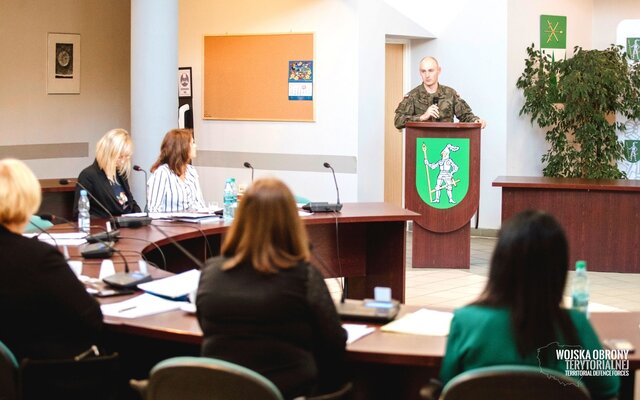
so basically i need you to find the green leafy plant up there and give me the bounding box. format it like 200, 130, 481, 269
516, 44, 640, 178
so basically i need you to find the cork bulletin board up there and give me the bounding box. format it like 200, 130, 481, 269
203, 33, 314, 122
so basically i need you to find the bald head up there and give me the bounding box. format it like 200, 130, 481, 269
419, 56, 439, 68
419, 56, 441, 92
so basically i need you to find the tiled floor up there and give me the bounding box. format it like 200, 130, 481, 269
328, 233, 640, 312
404, 235, 640, 312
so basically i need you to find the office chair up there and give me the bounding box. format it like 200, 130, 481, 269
0, 340, 19, 400
20, 351, 120, 400
136, 356, 284, 400
439, 365, 591, 400
305, 381, 353, 400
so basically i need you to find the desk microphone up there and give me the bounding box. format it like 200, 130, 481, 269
133, 165, 149, 215
39, 212, 150, 288
243, 162, 254, 182
302, 163, 343, 212
38, 213, 119, 245
29, 218, 62, 253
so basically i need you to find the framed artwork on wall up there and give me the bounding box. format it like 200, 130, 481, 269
178, 67, 192, 98
47, 33, 81, 94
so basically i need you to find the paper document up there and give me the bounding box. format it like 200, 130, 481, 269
23, 232, 88, 246
380, 308, 453, 336
101, 293, 186, 319
137, 269, 201, 300
342, 323, 376, 344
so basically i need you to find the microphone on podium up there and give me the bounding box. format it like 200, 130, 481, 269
301, 162, 343, 213
432, 96, 440, 122
243, 162, 254, 182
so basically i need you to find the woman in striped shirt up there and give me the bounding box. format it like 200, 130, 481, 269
147, 129, 206, 213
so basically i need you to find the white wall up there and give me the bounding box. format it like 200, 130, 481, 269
179, 0, 435, 205
506, 0, 594, 180
0, 0, 130, 178
593, 0, 640, 49
179, 0, 360, 204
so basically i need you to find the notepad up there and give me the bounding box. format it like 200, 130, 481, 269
137, 269, 201, 301
101, 293, 186, 319
380, 308, 454, 336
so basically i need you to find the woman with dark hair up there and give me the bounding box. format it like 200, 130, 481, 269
196, 178, 347, 399
439, 210, 619, 399
147, 128, 206, 212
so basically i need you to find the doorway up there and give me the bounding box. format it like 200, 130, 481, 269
384, 43, 405, 207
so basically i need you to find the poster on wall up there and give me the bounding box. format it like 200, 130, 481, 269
288, 60, 313, 101
540, 15, 566, 49
47, 33, 80, 94
178, 67, 192, 98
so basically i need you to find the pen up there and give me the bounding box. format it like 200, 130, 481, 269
118, 306, 136, 313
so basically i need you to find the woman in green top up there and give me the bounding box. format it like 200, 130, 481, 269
439, 210, 619, 400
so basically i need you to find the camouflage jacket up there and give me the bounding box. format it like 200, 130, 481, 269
394, 84, 479, 129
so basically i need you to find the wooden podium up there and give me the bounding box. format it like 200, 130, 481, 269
404, 122, 481, 268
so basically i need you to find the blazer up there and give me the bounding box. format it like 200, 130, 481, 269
197, 257, 347, 399
439, 305, 620, 400
0, 224, 103, 360
73, 160, 141, 218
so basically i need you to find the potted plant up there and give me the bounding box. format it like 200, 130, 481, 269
516, 44, 640, 179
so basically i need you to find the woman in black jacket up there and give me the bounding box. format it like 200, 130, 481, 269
73, 128, 141, 218
196, 178, 347, 399
0, 158, 103, 361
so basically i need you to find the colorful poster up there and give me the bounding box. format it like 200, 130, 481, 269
288, 60, 313, 101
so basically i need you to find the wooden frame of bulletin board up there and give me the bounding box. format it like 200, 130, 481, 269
203, 33, 314, 122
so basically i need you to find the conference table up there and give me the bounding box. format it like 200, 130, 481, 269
61, 203, 639, 399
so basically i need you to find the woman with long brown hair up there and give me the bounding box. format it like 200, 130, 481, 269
196, 177, 347, 399
439, 210, 619, 400
147, 128, 206, 212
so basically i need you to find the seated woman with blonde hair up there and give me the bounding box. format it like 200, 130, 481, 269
74, 128, 141, 218
0, 159, 102, 361
196, 178, 347, 399
147, 128, 206, 213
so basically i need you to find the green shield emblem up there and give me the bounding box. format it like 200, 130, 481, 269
416, 138, 470, 209
627, 38, 640, 62
624, 140, 640, 163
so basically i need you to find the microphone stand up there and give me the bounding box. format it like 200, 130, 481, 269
243, 162, 254, 182
133, 165, 149, 215
301, 162, 343, 212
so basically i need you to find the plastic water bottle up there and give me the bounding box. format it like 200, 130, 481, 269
78, 189, 91, 233
571, 260, 589, 314
230, 178, 238, 214
223, 179, 235, 221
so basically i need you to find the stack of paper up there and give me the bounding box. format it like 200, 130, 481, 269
137, 269, 201, 300
101, 293, 186, 319
380, 308, 454, 336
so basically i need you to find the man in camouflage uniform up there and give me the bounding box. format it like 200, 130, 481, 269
394, 56, 487, 130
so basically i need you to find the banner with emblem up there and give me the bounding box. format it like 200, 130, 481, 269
416, 137, 470, 209
619, 120, 640, 179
